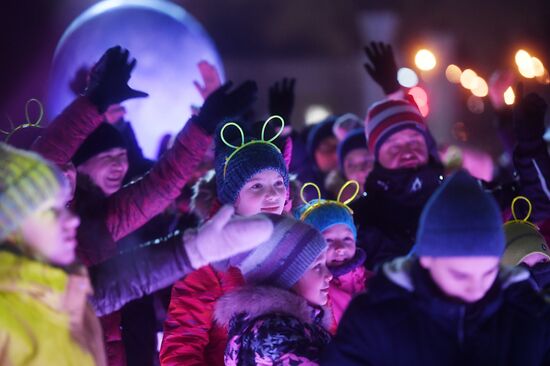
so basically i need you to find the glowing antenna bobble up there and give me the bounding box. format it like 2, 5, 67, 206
1, 99, 44, 143
507, 195, 534, 228
220, 115, 285, 178
298, 180, 360, 221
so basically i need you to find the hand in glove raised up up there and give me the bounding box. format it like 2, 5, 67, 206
85, 46, 148, 113
364, 41, 400, 95
269, 77, 296, 123
195, 80, 258, 135
184, 205, 274, 269
513, 82, 548, 142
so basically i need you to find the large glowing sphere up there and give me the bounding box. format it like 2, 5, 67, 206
47, 0, 225, 158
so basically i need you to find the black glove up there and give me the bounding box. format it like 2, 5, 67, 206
269, 78, 296, 122
364, 42, 400, 95
513, 83, 547, 142
196, 80, 258, 135
85, 46, 148, 113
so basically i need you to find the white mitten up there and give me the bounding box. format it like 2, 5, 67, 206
184, 205, 274, 268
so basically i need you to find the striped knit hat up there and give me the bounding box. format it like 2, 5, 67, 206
0, 143, 67, 241
365, 98, 428, 157
229, 214, 327, 289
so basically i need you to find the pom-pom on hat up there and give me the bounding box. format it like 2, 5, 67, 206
502, 196, 550, 266
295, 180, 359, 239
415, 170, 505, 257
214, 116, 289, 205
365, 98, 427, 157
229, 214, 327, 289
0, 143, 68, 241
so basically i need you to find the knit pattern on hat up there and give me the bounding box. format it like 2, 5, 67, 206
72, 123, 126, 167
295, 200, 356, 240
0, 143, 67, 241
365, 98, 427, 155
415, 170, 504, 257
232, 214, 327, 289
214, 121, 289, 205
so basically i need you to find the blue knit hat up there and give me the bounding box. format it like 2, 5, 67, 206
214, 117, 289, 205
230, 214, 327, 289
306, 115, 337, 159
295, 181, 359, 239
415, 170, 505, 257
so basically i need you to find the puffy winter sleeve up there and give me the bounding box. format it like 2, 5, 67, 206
88, 230, 194, 317
160, 265, 227, 366
31, 97, 104, 166
106, 118, 212, 242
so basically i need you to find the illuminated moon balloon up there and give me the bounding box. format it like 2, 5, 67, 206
47, 0, 225, 158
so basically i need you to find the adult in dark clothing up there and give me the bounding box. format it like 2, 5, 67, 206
322, 171, 550, 366
352, 45, 550, 269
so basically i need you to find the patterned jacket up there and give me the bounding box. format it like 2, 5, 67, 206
215, 286, 332, 366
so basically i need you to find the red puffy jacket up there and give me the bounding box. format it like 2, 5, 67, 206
160, 265, 244, 366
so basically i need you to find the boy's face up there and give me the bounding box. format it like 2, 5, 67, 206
378, 129, 428, 170
77, 147, 128, 196
315, 136, 338, 173
292, 250, 333, 306
322, 224, 357, 268
234, 170, 287, 216
343, 148, 374, 189
420, 256, 500, 303
16, 188, 80, 266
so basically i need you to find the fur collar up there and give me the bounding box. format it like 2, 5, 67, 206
214, 285, 333, 330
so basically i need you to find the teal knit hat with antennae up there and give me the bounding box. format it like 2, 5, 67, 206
214, 115, 289, 205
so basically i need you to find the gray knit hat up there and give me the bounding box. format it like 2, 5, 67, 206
0, 143, 67, 241
230, 214, 327, 289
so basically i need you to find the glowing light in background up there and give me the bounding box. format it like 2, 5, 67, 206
471, 77, 489, 97
408, 86, 429, 117
504, 86, 515, 105
536, 69, 550, 85
531, 57, 545, 77
397, 67, 419, 88
305, 105, 332, 125
445, 64, 462, 83
460, 69, 478, 90
414, 49, 437, 71
514, 49, 540, 79
47, 0, 225, 159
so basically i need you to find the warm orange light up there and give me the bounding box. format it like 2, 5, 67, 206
415, 49, 437, 71
460, 69, 478, 89
445, 64, 462, 83
471, 77, 489, 97
532, 57, 545, 77
504, 86, 515, 105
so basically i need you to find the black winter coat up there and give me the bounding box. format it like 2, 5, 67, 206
321, 257, 550, 366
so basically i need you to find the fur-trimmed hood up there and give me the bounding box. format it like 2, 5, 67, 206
214, 285, 333, 330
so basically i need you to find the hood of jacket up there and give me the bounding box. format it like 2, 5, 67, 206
214, 285, 333, 330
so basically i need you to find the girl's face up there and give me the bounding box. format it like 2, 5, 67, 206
292, 250, 333, 306
234, 170, 287, 216
15, 188, 80, 266
322, 224, 357, 268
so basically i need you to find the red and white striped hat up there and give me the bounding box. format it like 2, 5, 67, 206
365, 98, 427, 156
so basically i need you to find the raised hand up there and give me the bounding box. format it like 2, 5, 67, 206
193, 60, 222, 100
85, 46, 148, 113
364, 41, 400, 95
269, 78, 296, 122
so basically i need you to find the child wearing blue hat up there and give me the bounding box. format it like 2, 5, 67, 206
296, 181, 373, 324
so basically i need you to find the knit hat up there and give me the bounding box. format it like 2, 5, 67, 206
230, 214, 327, 289
72, 123, 127, 167
0, 143, 67, 241
365, 98, 427, 157
502, 196, 550, 266
214, 117, 289, 205
337, 128, 369, 172
415, 170, 505, 257
306, 115, 337, 159
295, 181, 358, 239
